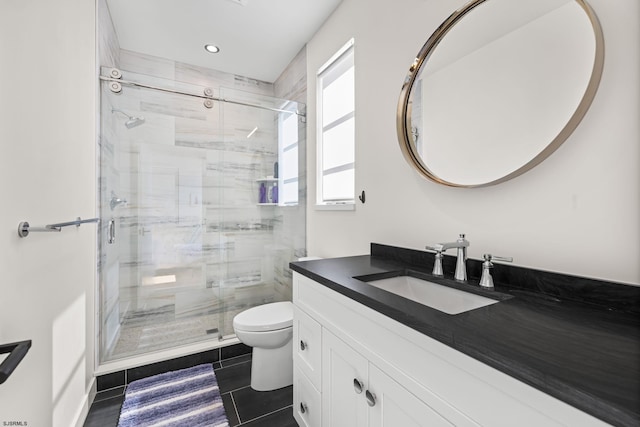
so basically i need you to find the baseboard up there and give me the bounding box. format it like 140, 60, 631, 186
73, 377, 96, 427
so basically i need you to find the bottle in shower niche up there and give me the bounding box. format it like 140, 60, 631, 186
259, 182, 267, 203
272, 182, 278, 204
267, 183, 274, 203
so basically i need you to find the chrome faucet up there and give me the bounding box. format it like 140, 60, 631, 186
426, 234, 469, 282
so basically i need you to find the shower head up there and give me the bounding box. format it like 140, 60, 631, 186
111, 108, 145, 129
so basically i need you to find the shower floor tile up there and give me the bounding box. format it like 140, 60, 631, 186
107, 311, 220, 360
84, 352, 295, 427
105, 303, 265, 362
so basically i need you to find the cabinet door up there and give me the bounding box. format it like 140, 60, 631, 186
322, 330, 369, 427
368, 364, 454, 427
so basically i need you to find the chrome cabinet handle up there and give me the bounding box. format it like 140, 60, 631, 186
108, 219, 116, 244
300, 402, 308, 414
300, 340, 307, 351
353, 378, 364, 394
365, 389, 376, 407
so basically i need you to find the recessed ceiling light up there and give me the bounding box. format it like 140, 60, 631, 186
204, 44, 220, 54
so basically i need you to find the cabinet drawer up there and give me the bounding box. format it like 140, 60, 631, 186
294, 367, 321, 427
294, 305, 322, 390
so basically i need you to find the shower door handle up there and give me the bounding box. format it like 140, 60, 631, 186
108, 219, 116, 244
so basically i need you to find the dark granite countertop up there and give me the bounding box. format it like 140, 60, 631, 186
290, 244, 640, 427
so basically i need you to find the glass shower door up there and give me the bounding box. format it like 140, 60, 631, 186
98, 68, 306, 365
215, 87, 304, 338
99, 70, 224, 363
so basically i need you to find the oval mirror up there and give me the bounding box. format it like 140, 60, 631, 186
397, 0, 604, 187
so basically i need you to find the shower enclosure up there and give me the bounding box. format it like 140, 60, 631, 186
98, 68, 306, 365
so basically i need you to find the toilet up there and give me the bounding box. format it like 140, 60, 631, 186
233, 301, 294, 391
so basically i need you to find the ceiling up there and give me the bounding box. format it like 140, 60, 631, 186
106, 0, 343, 83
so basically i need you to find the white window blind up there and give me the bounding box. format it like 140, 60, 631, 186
317, 39, 355, 206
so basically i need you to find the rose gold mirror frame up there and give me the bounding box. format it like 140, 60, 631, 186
396, 0, 605, 188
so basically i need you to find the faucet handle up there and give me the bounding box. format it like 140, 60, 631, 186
483, 254, 513, 263
425, 245, 445, 277
479, 254, 512, 289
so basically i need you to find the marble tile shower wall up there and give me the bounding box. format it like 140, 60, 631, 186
98, 45, 306, 361
120, 50, 276, 97
274, 46, 307, 104
273, 46, 308, 299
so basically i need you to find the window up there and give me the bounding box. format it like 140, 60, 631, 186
317, 39, 355, 209
278, 104, 299, 205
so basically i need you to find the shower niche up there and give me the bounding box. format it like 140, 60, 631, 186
98, 66, 306, 365
257, 178, 279, 205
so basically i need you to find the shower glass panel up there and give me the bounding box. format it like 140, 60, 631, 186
99, 68, 305, 364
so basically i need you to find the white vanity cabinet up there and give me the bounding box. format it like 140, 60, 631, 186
292, 272, 610, 427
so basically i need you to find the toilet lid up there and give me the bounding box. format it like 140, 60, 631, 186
233, 301, 293, 332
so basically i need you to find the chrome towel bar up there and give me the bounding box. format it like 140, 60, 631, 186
18, 217, 100, 238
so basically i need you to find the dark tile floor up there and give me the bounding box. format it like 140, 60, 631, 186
84, 353, 297, 427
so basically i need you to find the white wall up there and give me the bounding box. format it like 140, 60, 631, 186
306, 0, 640, 285
0, 0, 97, 425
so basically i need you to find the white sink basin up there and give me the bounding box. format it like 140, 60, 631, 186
365, 275, 499, 314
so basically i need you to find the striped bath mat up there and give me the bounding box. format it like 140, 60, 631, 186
118, 364, 230, 427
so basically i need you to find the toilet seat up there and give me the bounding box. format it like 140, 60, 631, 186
233, 301, 293, 332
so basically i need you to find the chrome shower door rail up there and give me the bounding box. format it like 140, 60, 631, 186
100, 71, 305, 117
